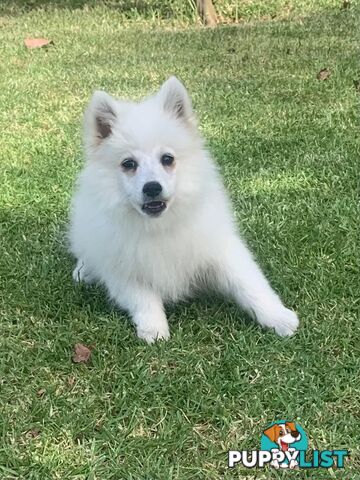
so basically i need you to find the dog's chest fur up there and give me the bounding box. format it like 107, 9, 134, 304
110, 214, 212, 301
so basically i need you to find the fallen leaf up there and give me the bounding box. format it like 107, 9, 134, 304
72, 343, 91, 363
353, 79, 360, 92
317, 68, 331, 81
24, 38, 53, 49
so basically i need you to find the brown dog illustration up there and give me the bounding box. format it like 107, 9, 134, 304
263, 422, 301, 451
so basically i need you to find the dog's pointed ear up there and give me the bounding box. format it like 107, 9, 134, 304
263, 425, 279, 443
157, 76, 196, 127
84, 90, 118, 149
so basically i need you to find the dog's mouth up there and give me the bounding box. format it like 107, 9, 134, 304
280, 440, 289, 451
142, 200, 167, 217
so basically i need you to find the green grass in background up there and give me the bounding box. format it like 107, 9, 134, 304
0, 0, 343, 23
0, 1, 359, 478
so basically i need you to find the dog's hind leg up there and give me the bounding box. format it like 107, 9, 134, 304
212, 236, 299, 337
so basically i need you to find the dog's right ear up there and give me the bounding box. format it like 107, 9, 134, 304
84, 91, 118, 150
263, 424, 280, 443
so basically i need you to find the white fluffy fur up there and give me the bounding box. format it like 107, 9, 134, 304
69, 77, 299, 343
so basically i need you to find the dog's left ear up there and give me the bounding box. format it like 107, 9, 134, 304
157, 76, 196, 127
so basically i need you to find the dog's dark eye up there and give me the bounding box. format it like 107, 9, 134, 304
279, 431, 284, 436
161, 153, 174, 166
122, 158, 137, 170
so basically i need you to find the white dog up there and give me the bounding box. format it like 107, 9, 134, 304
69, 77, 299, 343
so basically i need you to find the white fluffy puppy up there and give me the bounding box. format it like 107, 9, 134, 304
69, 77, 299, 343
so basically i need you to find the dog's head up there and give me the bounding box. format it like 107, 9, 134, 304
83, 77, 207, 220
263, 422, 301, 451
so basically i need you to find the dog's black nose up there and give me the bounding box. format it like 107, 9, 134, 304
291, 430, 300, 438
142, 181, 162, 198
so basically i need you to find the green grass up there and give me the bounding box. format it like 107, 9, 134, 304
0, 0, 344, 23
0, 2, 359, 478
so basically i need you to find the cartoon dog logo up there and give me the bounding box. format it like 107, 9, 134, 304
262, 421, 304, 469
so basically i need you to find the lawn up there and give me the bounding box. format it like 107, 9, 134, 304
0, 1, 359, 478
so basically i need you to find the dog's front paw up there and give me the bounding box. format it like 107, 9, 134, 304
72, 261, 85, 283
258, 306, 299, 337
273, 308, 299, 336
137, 323, 170, 344
72, 260, 96, 284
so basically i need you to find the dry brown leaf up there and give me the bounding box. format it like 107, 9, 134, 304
72, 343, 92, 363
24, 38, 53, 49
317, 68, 331, 81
